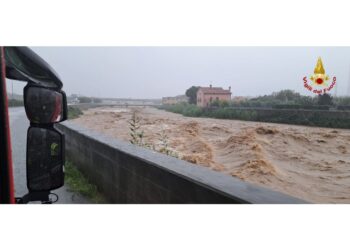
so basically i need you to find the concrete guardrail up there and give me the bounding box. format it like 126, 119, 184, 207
56, 121, 307, 204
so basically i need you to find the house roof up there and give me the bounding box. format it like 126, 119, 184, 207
198, 87, 231, 95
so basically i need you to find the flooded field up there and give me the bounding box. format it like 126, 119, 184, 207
72, 106, 350, 203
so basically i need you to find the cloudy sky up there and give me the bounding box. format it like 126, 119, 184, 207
8, 47, 350, 99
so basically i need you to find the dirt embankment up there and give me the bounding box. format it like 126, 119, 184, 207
72, 107, 350, 203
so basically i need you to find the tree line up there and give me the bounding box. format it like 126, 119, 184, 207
185, 87, 350, 109
161, 88, 350, 129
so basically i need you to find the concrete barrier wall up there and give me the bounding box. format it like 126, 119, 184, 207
56, 122, 306, 204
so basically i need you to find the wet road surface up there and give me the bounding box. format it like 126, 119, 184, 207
9, 107, 89, 204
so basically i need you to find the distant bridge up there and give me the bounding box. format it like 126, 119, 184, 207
69, 103, 161, 109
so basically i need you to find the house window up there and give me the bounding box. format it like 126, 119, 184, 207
216, 97, 219, 101
210, 97, 213, 102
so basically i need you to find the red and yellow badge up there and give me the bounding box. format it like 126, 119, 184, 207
303, 57, 336, 94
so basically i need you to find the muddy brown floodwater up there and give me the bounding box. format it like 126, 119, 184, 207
72, 106, 350, 203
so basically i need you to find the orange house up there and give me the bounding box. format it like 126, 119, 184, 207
196, 85, 232, 107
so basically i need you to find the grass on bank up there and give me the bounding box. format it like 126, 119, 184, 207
65, 161, 106, 203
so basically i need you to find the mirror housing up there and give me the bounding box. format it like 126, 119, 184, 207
24, 84, 67, 124
26, 126, 64, 192
4, 47, 63, 88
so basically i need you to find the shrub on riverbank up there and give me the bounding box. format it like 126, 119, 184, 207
68, 106, 83, 119
160, 103, 350, 129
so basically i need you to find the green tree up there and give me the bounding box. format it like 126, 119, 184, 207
274, 89, 301, 102
220, 100, 229, 108
317, 93, 333, 105
211, 99, 220, 107
210, 99, 229, 108
78, 96, 92, 103
334, 96, 350, 105
92, 98, 102, 103
185, 86, 199, 104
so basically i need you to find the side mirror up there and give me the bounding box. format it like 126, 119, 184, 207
24, 85, 67, 124
27, 127, 64, 192
4, 47, 63, 88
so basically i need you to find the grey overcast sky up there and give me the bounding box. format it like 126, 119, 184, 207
8, 47, 350, 98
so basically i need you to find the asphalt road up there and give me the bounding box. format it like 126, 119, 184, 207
9, 107, 89, 204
